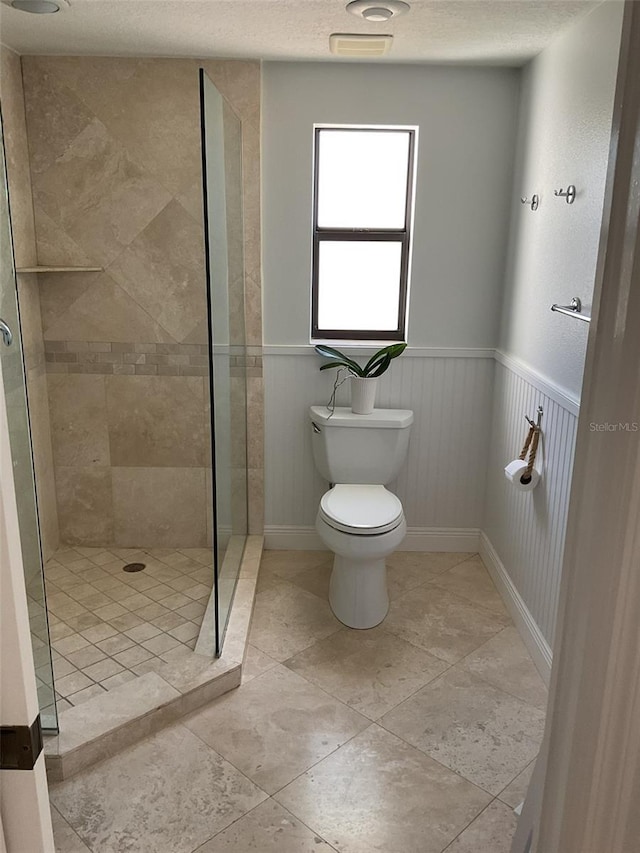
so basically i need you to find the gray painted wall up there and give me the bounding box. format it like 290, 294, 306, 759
498, 0, 624, 401
262, 61, 520, 347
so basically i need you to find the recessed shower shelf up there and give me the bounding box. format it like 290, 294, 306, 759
17, 265, 103, 273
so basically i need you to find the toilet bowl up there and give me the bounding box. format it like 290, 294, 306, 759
316, 484, 407, 628
309, 405, 413, 630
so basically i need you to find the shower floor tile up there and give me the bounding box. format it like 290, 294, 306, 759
45, 546, 214, 708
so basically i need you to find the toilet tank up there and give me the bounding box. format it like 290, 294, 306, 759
309, 406, 413, 485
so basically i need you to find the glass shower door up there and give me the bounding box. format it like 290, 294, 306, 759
199, 70, 249, 654
0, 114, 57, 731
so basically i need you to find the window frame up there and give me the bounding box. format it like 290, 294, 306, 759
311, 124, 417, 342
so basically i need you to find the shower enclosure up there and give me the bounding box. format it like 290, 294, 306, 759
0, 113, 57, 731
1, 68, 249, 731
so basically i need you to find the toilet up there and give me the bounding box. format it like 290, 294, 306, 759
309, 405, 413, 629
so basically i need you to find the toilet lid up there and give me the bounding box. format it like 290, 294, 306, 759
320, 485, 403, 535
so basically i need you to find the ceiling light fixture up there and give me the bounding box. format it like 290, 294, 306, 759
11, 0, 61, 12
346, 0, 410, 22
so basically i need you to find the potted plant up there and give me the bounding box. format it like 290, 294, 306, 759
314, 343, 407, 414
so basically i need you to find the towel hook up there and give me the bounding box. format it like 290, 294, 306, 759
554, 185, 576, 204
525, 406, 543, 430
520, 194, 539, 211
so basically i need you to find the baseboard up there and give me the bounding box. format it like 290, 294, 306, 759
263, 526, 327, 550
402, 527, 481, 552
264, 525, 480, 553
479, 531, 553, 684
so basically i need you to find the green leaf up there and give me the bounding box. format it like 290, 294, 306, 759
362, 342, 407, 376
370, 354, 392, 377
319, 361, 362, 376
314, 345, 363, 376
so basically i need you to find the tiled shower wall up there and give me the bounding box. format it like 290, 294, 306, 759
20, 57, 263, 547
0, 45, 59, 559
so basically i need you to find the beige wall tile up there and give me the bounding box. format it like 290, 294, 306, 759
112, 467, 207, 547
0, 46, 37, 267
56, 467, 114, 545
43, 272, 176, 343
48, 374, 110, 467
107, 199, 206, 343
106, 375, 206, 468
248, 468, 264, 535
20, 55, 263, 549
31, 118, 172, 267
1, 47, 60, 555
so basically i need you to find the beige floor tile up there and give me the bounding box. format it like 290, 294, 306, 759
51, 806, 92, 853
114, 644, 154, 667
94, 602, 128, 621
249, 583, 341, 662
256, 565, 285, 594
242, 644, 278, 683
53, 634, 89, 656
260, 550, 332, 580
384, 585, 510, 664
141, 632, 180, 655
52, 657, 77, 680
100, 670, 138, 691
276, 724, 491, 853
67, 683, 107, 706
124, 621, 163, 643
64, 644, 107, 669
152, 611, 189, 631
50, 724, 267, 853
80, 622, 119, 644
65, 611, 105, 632
386, 551, 475, 599
108, 612, 144, 631
120, 592, 155, 611
285, 626, 449, 720
498, 759, 536, 808
96, 633, 136, 656
56, 671, 94, 697
196, 799, 335, 852
461, 627, 548, 710
443, 800, 517, 852
167, 621, 199, 643
83, 658, 125, 682
144, 582, 176, 602
287, 562, 333, 600
184, 665, 369, 794
381, 667, 545, 795
427, 556, 508, 615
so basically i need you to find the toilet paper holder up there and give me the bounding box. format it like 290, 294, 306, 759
525, 406, 544, 430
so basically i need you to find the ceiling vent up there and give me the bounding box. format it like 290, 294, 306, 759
329, 33, 393, 57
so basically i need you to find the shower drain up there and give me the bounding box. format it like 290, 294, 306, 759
123, 562, 146, 573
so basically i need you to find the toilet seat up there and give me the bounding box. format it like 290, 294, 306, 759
319, 485, 403, 536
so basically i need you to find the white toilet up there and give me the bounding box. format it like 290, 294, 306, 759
309, 405, 413, 629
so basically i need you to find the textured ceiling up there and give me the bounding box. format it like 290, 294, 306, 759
0, 0, 600, 65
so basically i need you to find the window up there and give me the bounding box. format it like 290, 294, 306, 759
311, 125, 416, 342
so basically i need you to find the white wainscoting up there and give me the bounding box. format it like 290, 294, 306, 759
264, 347, 580, 673
264, 349, 495, 540
483, 353, 579, 652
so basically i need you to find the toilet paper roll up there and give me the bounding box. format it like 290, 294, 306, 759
504, 459, 540, 492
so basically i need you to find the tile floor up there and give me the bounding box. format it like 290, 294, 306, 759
50, 549, 548, 853
42, 546, 213, 712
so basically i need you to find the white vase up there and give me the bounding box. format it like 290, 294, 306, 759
351, 377, 378, 414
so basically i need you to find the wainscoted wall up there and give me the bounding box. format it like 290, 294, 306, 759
20, 56, 263, 545
0, 45, 59, 559
482, 357, 578, 667
481, 1, 622, 672
264, 349, 494, 548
